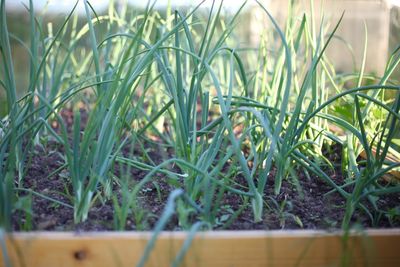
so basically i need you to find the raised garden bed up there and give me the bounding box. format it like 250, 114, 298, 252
1, 1, 400, 266
2, 230, 400, 267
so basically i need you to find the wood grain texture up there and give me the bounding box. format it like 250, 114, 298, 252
1, 229, 400, 267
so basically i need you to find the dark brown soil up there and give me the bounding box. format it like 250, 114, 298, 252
10, 110, 400, 232
11, 140, 400, 232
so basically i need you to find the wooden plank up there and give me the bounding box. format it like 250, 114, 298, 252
359, 149, 400, 182
1, 229, 400, 267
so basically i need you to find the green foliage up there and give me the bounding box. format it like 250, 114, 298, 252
0, 0, 399, 245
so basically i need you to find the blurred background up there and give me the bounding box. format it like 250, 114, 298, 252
2, 0, 400, 115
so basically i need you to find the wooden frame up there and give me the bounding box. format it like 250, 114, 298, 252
1, 229, 400, 267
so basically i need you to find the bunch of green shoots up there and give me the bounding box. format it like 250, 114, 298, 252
1, 0, 399, 235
